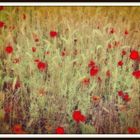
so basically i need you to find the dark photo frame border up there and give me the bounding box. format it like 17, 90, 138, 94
0, 0, 140, 2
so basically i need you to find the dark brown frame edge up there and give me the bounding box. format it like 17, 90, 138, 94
0, 0, 140, 2
0, 138, 140, 139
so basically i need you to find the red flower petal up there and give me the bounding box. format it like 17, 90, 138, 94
130, 50, 139, 60
132, 70, 140, 79
98, 76, 102, 82
0, 6, 4, 11
124, 29, 129, 35
37, 61, 47, 71
5, 45, 13, 54
123, 94, 131, 102
35, 38, 39, 42
122, 50, 126, 56
72, 111, 82, 123
106, 70, 111, 77
0, 21, 5, 28
80, 114, 86, 122
88, 60, 95, 68
110, 28, 115, 34
118, 60, 123, 67
56, 127, 64, 134
45, 51, 50, 55
72, 110, 86, 123
61, 51, 66, 57
32, 47, 36, 52
118, 91, 124, 96
108, 43, 112, 49
50, 31, 58, 38
90, 67, 99, 77
128, 127, 137, 134
12, 124, 24, 134
82, 78, 90, 86
34, 59, 40, 63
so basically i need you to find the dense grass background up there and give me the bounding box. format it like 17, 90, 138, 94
0, 7, 140, 134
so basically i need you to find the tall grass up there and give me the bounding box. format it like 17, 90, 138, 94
0, 6, 140, 134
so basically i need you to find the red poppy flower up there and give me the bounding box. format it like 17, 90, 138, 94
132, 70, 140, 79
56, 127, 64, 134
35, 38, 39, 42
124, 29, 129, 35
61, 51, 66, 57
80, 114, 86, 122
122, 50, 126, 56
118, 60, 123, 67
97, 76, 102, 82
50, 31, 58, 38
34, 59, 40, 63
130, 50, 139, 60
108, 43, 112, 49
33, 33, 39, 42
106, 70, 111, 77
12, 124, 24, 134
128, 127, 137, 134
82, 78, 90, 86
88, 60, 95, 68
90, 66, 99, 77
0, 21, 5, 28
123, 94, 131, 102
37, 61, 47, 71
45, 51, 50, 55
118, 91, 124, 96
110, 28, 115, 34
32, 47, 36, 52
0, 6, 4, 11
72, 111, 81, 123
92, 96, 101, 102
5, 45, 13, 54
72, 110, 86, 123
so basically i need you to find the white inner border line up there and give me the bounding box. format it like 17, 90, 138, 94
0, 134, 140, 138
0, 2, 140, 6
0, 2, 140, 137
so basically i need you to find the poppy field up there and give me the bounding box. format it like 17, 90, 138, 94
0, 6, 140, 134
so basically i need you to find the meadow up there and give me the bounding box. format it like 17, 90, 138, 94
0, 6, 140, 134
